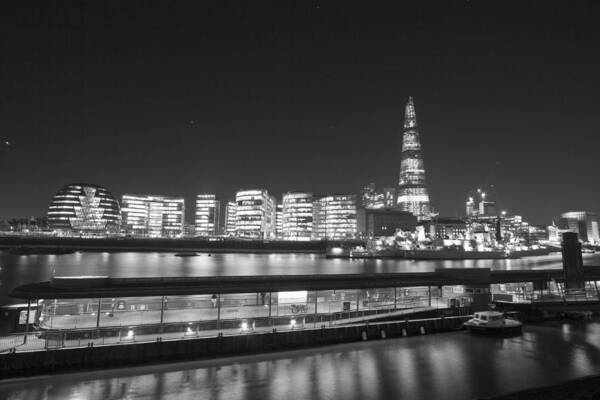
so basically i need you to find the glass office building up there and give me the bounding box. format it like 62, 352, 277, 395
275, 203, 283, 239
224, 201, 237, 236
194, 194, 221, 236
234, 189, 276, 239
122, 195, 185, 238
313, 194, 357, 240
282, 192, 313, 240
47, 183, 121, 233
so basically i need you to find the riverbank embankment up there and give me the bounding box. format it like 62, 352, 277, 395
0, 315, 468, 379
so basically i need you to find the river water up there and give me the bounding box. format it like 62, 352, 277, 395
1, 321, 600, 400
1, 251, 600, 399
1, 251, 600, 305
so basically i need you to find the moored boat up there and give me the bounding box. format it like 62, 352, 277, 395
463, 310, 522, 335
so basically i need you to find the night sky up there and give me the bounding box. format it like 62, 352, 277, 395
1, 1, 599, 225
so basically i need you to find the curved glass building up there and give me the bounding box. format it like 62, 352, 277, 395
47, 183, 121, 232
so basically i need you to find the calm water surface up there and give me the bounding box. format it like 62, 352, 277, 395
1, 251, 599, 305
1, 321, 600, 400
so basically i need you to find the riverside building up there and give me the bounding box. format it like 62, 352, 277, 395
282, 192, 313, 240
224, 201, 237, 236
121, 195, 185, 238
234, 189, 276, 239
194, 194, 221, 236
47, 183, 121, 234
397, 97, 432, 221
275, 204, 283, 239
559, 211, 600, 245
360, 183, 385, 209
313, 194, 357, 240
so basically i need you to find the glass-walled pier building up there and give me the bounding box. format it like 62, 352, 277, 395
10, 267, 600, 351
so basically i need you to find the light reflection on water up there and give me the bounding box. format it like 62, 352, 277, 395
1, 322, 600, 400
2, 251, 599, 305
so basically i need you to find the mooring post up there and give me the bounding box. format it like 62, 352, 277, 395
217, 294, 221, 331
23, 298, 31, 344
562, 232, 584, 294
96, 297, 102, 329
159, 296, 165, 331
314, 291, 318, 328
428, 286, 432, 307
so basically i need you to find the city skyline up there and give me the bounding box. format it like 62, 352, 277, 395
1, 2, 599, 225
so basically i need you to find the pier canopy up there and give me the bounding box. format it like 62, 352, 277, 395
11, 268, 600, 300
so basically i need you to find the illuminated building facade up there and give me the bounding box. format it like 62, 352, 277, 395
397, 97, 431, 221
224, 201, 237, 236
194, 194, 221, 236
312, 194, 357, 240
48, 183, 121, 233
282, 192, 313, 240
357, 208, 417, 237
275, 204, 283, 239
559, 211, 600, 244
383, 187, 397, 208
234, 189, 276, 239
360, 183, 385, 209
122, 195, 184, 238
428, 218, 468, 240
479, 201, 497, 216
121, 195, 150, 236
466, 197, 476, 217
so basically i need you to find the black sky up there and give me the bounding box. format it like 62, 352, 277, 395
1, 1, 599, 225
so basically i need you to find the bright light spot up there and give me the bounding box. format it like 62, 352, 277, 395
290, 319, 296, 328
241, 321, 248, 331
330, 247, 343, 255
127, 329, 134, 338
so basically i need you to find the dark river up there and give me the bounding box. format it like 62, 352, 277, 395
1, 251, 599, 305
1, 321, 600, 400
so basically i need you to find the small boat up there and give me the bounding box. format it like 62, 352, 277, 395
174, 252, 199, 257
463, 310, 522, 335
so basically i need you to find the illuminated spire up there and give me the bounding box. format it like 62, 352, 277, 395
397, 96, 431, 221
404, 96, 417, 129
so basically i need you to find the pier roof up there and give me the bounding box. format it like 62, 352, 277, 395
10, 267, 600, 299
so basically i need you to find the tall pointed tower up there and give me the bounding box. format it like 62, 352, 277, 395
397, 96, 431, 221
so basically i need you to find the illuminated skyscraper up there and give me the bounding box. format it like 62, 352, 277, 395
282, 192, 313, 240
397, 96, 431, 221
195, 194, 221, 236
